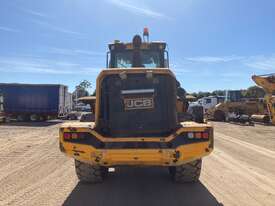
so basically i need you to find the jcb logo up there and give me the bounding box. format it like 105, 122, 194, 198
124, 97, 154, 110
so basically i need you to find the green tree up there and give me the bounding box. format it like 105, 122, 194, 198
243, 86, 265, 98
73, 80, 92, 99
78, 80, 91, 90
212, 90, 225, 96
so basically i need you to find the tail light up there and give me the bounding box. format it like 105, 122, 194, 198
202, 132, 209, 139
63, 132, 71, 140
63, 132, 85, 141
195, 133, 202, 139
187, 132, 209, 139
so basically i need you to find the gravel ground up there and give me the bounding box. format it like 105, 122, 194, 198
0, 121, 274, 206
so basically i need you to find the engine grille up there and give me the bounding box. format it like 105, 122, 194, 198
97, 73, 178, 137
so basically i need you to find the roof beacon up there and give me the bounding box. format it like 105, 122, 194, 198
143, 27, 149, 42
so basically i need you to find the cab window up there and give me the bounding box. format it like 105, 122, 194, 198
113, 50, 161, 68
115, 52, 132, 68
205, 98, 212, 104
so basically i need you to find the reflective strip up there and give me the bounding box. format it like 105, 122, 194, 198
121, 89, 155, 94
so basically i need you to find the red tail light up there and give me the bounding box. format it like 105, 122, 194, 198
63, 132, 71, 140
63, 132, 85, 141
187, 132, 209, 139
195, 132, 202, 139
71, 133, 79, 139
202, 132, 209, 139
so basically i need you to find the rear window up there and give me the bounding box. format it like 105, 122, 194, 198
114, 50, 161, 68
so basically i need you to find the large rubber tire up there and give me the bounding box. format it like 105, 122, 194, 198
75, 160, 107, 183
30, 114, 39, 122
214, 110, 226, 121
169, 159, 202, 183
191, 105, 204, 123
17, 115, 30, 122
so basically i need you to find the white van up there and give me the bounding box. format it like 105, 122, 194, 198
195, 96, 225, 113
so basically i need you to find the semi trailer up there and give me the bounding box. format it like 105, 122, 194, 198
0, 83, 72, 121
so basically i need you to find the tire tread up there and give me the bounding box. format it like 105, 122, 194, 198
75, 160, 106, 183
170, 159, 202, 183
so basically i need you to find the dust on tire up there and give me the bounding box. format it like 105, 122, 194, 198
169, 159, 202, 183
75, 160, 107, 183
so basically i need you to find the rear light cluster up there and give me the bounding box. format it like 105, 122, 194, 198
63, 132, 85, 141
187, 132, 209, 139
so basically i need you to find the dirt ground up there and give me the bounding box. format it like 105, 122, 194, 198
0, 121, 274, 206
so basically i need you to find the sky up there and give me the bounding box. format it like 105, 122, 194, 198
0, 0, 275, 93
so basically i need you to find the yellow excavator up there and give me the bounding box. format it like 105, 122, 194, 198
251, 73, 275, 125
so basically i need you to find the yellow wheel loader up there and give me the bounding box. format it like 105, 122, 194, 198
59, 29, 213, 183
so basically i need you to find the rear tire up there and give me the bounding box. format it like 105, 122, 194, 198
75, 160, 107, 183
30, 114, 38, 121
169, 159, 202, 183
17, 115, 29, 122
39, 115, 46, 121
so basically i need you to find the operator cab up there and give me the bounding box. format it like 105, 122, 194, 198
107, 28, 169, 68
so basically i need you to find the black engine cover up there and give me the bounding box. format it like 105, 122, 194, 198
97, 72, 178, 137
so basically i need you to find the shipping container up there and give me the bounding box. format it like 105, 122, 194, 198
0, 83, 72, 121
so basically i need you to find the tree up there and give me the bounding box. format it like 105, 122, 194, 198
73, 80, 92, 99
243, 86, 265, 98
212, 90, 225, 96
78, 80, 91, 90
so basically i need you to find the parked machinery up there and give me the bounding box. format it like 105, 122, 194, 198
77, 96, 96, 122
59, 29, 214, 184
194, 96, 225, 113
251, 73, 275, 125
206, 90, 263, 124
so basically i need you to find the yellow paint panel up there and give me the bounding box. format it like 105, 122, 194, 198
60, 136, 212, 166
61, 122, 213, 143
